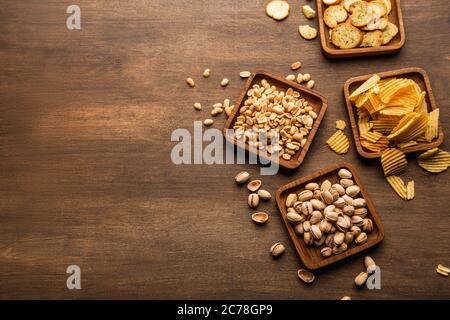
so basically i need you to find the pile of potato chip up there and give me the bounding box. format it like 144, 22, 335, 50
349, 74, 449, 200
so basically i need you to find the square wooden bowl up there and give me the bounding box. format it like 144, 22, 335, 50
344, 67, 444, 159
223, 71, 328, 170
275, 162, 384, 270
316, 0, 406, 58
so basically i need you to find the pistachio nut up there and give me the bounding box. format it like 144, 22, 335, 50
355, 232, 368, 245
338, 168, 353, 179
309, 211, 323, 225
333, 242, 348, 255
270, 242, 285, 257
324, 204, 336, 214
325, 234, 335, 248
351, 216, 364, 227
321, 190, 334, 205
352, 198, 366, 208
301, 201, 314, 216
334, 197, 346, 208
235, 171, 250, 184
354, 272, 368, 287
350, 225, 361, 237
294, 223, 304, 236
311, 224, 322, 240
340, 179, 354, 188
334, 231, 345, 245
354, 208, 368, 218
313, 189, 322, 200
293, 201, 303, 213
320, 179, 332, 192
344, 232, 354, 245
303, 231, 313, 246
286, 193, 298, 207
248, 193, 260, 208
314, 235, 326, 247
364, 256, 376, 271
325, 211, 339, 222
342, 194, 354, 205
287, 212, 303, 223
310, 199, 326, 211
257, 189, 272, 201
343, 205, 355, 216
346, 185, 361, 197
321, 247, 333, 258
302, 220, 311, 232
319, 220, 333, 234
332, 184, 346, 196
337, 216, 351, 230
329, 188, 340, 201
305, 182, 319, 191
298, 190, 313, 201
362, 218, 374, 232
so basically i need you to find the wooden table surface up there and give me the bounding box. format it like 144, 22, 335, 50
0, 0, 449, 300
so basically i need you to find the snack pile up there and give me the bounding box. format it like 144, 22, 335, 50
348, 74, 450, 200
323, 0, 399, 49
349, 74, 440, 153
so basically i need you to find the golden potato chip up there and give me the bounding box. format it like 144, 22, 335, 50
358, 115, 372, 135
414, 91, 427, 113
385, 175, 407, 200
417, 148, 450, 173
381, 148, 407, 176
406, 180, 415, 200
370, 119, 398, 133
350, 74, 381, 102
388, 112, 428, 143
355, 92, 369, 108
397, 140, 418, 149
424, 108, 439, 142
360, 131, 384, 143
361, 136, 389, 152
336, 120, 347, 131
378, 78, 410, 104
326, 130, 350, 155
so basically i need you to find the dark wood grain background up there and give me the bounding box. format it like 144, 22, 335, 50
0, 0, 449, 300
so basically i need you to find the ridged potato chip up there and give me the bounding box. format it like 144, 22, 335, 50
381, 148, 407, 176
385, 175, 407, 200
336, 120, 347, 130
360, 136, 389, 152
349, 75, 380, 102
417, 148, 450, 173
424, 108, 439, 142
388, 112, 428, 143
406, 180, 415, 200
326, 130, 350, 155
371, 119, 398, 133
397, 140, 418, 149
360, 131, 384, 143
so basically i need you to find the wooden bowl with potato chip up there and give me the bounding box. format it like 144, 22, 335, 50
343, 67, 444, 159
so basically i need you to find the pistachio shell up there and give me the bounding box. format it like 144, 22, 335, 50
338, 168, 353, 179
270, 242, 285, 257
251, 212, 269, 224
297, 269, 315, 284
248, 180, 262, 192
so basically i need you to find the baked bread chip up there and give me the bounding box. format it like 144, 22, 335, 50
343, 0, 360, 12
331, 23, 364, 49
266, 0, 290, 21
349, 1, 372, 27
324, 5, 348, 28
381, 22, 399, 45
299, 25, 318, 40
360, 30, 383, 47
376, 0, 392, 15
302, 5, 316, 19
363, 17, 388, 31
368, 1, 388, 16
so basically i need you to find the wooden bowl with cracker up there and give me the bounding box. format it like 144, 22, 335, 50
316, 0, 405, 58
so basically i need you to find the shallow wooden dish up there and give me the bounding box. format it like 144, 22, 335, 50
275, 162, 384, 270
316, 0, 405, 58
223, 71, 328, 170
344, 67, 444, 159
